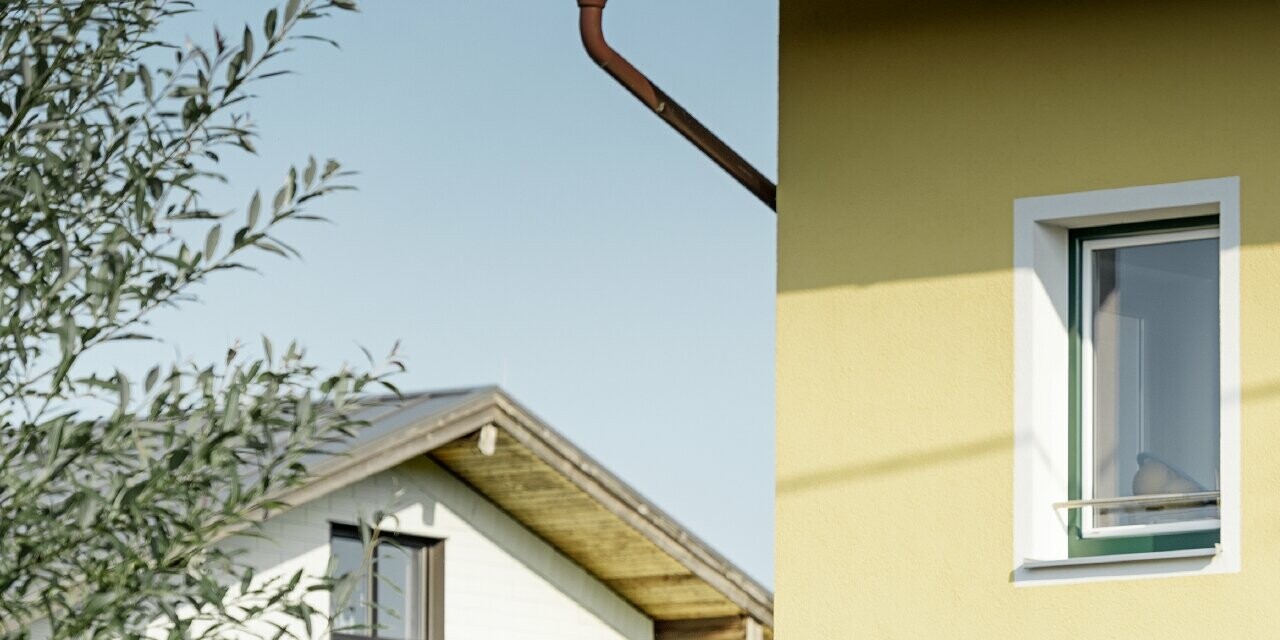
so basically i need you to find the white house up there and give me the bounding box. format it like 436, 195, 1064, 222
222, 386, 772, 640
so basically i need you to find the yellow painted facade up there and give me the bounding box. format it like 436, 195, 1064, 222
776, 1, 1280, 637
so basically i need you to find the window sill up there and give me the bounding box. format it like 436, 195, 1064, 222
1022, 545, 1220, 570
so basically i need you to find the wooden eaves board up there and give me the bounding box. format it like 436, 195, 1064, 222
431, 428, 740, 620
426, 391, 773, 629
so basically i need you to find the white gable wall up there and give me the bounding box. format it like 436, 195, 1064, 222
233, 455, 654, 640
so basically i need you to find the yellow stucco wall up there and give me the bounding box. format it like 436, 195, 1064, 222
776, 1, 1280, 637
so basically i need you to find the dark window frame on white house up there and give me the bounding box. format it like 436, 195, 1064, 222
330, 523, 444, 640
1012, 177, 1241, 584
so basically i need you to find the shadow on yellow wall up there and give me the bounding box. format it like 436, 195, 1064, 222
778, 433, 1011, 494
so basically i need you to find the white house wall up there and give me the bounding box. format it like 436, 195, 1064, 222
233, 454, 655, 640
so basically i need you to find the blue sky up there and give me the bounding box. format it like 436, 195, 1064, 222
141, 0, 777, 586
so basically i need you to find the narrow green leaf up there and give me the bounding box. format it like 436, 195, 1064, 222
76, 496, 100, 529
256, 239, 288, 258
205, 224, 222, 261
52, 315, 79, 389
227, 51, 245, 85
138, 64, 153, 101
264, 8, 279, 40
303, 156, 317, 189
273, 185, 288, 214
116, 370, 130, 413
248, 191, 261, 228
46, 419, 65, 465
243, 25, 255, 61
297, 394, 312, 425
166, 447, 189, 471
118, 482, 145, 508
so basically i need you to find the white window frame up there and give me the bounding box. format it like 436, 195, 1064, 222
1012, 177, 1240, 585
1078, 227, 1222, 539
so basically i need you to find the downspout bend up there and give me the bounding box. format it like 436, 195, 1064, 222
576, 0, 777, 212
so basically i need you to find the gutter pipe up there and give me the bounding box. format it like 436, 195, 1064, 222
577, 0, 778, 212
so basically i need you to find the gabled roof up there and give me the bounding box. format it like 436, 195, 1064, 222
274, 386, 773, 635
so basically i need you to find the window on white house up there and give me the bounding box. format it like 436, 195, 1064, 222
1069, 219, 1222, 556
331, 524, 443, 640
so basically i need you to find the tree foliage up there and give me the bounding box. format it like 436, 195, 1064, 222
0, 1, 399, 637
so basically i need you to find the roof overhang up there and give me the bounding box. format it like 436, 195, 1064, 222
270, 387, 773, 636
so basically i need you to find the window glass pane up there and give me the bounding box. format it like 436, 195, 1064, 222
1090, 236, 1219, 528
332, 535, 370, 636
375, 542, 418, 639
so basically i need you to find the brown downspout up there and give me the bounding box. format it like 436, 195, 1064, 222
577, 0, 778, 212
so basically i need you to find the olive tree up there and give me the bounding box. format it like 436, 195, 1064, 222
0, 1, 401, 637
